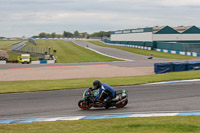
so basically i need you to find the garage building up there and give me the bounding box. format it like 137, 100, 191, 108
107, 26, 200, 53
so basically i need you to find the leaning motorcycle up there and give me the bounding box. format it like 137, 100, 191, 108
78, 88, 128, 110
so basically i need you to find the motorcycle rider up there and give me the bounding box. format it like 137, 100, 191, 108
92, 80, 116, 108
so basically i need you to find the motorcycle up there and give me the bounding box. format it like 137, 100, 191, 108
78, 88, 128, 110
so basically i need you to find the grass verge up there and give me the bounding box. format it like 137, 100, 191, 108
88, 41, 200, 60
0, 40, 23, 61
0, 70, 200, 94
0, 116, 200, 133
0, 40, 21, 50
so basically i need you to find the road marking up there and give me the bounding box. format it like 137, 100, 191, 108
81, 114, 132, 120
85, 47, 133, 61
1, 112, 200, 124
148, 79, 200, 85
130, 113, 178, 117
112, 60, 130, 63
0, 64, 108, 70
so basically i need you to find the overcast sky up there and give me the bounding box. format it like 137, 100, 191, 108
1, 0, 200, 37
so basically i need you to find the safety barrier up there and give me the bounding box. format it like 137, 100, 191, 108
11, 41, 25, 51
101, 41, 152, 51
154, 61, 200, 74
33, 38, 85, 40
0, 61, 6, 65
31, 56, 56, 64
154, 48, 200, 57
28, 38, 37, 45
31, 60, 56, 64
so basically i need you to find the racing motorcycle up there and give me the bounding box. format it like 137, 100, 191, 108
78, 88, 128, 110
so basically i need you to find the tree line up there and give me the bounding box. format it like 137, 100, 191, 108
32, 31, 111, 38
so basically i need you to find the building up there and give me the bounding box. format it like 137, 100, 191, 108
108, 26, 200, 53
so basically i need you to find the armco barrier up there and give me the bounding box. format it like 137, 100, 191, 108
155, 61, 200, 74
154, 63, 173, 74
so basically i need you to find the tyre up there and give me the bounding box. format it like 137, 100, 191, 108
78, 100, 92, 110
115, 99, 128, 108
104, 103, 111, 109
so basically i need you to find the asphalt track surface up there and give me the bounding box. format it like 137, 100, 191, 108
0, 81, 200, 119
73, 40, 174, 62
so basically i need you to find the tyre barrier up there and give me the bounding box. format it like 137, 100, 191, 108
154, 61, 200, 74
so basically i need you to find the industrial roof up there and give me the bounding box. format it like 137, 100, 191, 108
153, 26, 200, 34
112, 26, 200, 34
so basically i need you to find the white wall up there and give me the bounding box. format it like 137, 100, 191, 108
153, 34, 200, 41
111, 32, 153, 42
181, 34, 200, 41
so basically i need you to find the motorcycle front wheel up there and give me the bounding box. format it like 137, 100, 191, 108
78, 100, 92, 110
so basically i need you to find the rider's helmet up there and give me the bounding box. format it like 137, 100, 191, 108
93, 80, 102, 89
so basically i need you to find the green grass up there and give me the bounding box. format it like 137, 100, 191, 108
6, 51, 20, 61
0, 70, 200, 94
88, 41, 200, 60
28, 40, 120, 63
0, 40, 21, 50
0, 116, 200, 133
0, 40, 22, 61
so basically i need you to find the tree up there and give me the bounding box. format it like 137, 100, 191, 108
51, 32, 56, 38
63, 31, 67, 37
56, 34, 63, 38
39, 32, 47, 38
88, 31, 111, 38
46, 33, 51, 38
74, 31, 80, 38
0, 37, 5, 39
63, 31, 73, 38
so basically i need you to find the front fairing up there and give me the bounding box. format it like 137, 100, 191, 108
122, 90, 128, 97
82, 89, 99, 100
93, 90, 99, 97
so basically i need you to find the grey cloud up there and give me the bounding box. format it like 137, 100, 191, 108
0, 0, 200, 37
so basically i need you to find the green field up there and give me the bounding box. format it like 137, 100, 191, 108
0, 116, 200, 133
0, 70, 200, 94
25, 40, 120, 63
0, 40, 21, 50
88, 41, 200, 60
0, 40, 22, 61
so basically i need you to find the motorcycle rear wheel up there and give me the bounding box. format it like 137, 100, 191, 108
78, 100, 92, 110
115, 99, 128, 108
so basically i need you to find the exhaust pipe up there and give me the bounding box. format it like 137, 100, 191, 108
115, 98, 127, 105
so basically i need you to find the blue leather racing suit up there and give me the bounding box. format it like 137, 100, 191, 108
95, 83, 116, 101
